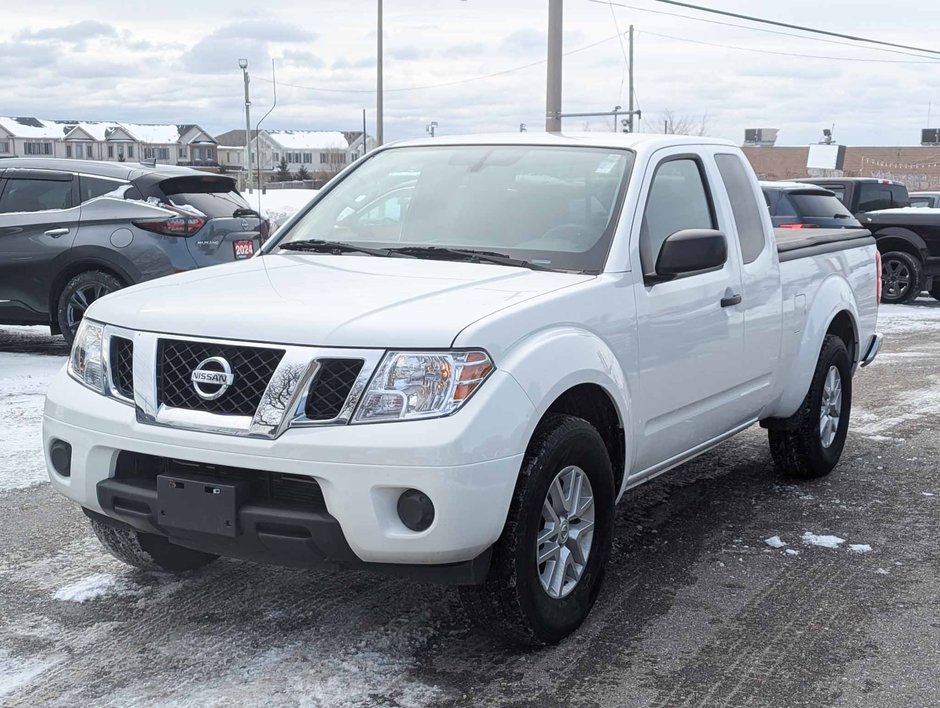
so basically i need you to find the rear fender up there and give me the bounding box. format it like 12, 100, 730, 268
769, 275, 859, 420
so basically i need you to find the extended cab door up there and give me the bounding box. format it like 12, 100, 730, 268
0, 169, 80, 321
630, 150, 746, 474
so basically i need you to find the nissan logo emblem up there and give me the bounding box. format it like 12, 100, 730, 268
191, 356, 235, 400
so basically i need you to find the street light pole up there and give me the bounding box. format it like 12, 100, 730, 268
627, 25, 635, 133
545, 0, 563, 132
239, 58, 252, 193
376, 0, 384, 146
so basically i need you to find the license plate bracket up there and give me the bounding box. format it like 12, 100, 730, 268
233, 239, 255, 259
156, 473, 248, 537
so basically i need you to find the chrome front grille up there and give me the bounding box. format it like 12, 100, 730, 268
109, 328, 383, 439
156, 339, 284, 416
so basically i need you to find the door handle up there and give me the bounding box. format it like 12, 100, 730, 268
44, 228, 70, 238
721, 293, 742, 307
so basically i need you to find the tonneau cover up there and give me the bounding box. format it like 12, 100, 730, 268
775, 227, 872, 254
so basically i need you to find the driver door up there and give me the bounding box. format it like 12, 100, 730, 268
631, 150, 746, 475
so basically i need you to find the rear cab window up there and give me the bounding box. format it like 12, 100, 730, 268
157, 176, 251, 218
715, 154, 766, 264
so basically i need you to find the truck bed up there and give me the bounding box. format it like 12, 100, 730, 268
775, 227, 874, 262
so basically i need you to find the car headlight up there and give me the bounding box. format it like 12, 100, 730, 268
67, 318, 106, 394
353, 350, 494, 423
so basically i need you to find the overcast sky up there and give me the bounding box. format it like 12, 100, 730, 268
4, 0, 940, 146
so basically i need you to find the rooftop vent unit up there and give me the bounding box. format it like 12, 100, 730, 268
743, 128, 779, 147
921, 128, 940, 145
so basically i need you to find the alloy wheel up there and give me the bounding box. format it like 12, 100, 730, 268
882, 258, 911, 300
819, 365, 843, 449
66, 282, 111, 333
537, 465, 595, 599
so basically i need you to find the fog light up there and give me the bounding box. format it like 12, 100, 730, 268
397, 489, 434, 532
50, 439, 72, 477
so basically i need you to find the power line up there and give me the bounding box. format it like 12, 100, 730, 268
255, 32, 626, 95
588, 0, 940, 61
606, 0, 631, 104
652, 0, 940, 58
639, 29, 940, 64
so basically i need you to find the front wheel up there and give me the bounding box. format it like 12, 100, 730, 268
459, 415, 615, 646
880, 251, 922, 304
56, 271, 124, 345
768, 335, 852, 479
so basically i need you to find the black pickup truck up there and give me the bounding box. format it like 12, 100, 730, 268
795, 177, 940, 304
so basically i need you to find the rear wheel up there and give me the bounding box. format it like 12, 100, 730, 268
880, 251, 922, 304
89, 516, 217, 573
56, 271, 124, 345
768, 335, 852, 479
459, 415, 615, 646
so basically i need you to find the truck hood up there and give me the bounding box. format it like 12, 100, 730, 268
88, 254, 594, 347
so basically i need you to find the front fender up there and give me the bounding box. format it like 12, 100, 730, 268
771, 275, 859, 419
498, 327, 634, 481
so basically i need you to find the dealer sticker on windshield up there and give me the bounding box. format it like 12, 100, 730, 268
234, 240, 255, 259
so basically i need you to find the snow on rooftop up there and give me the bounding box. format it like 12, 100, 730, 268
119, 123, 182, 144
0, 117, 63, 139
265, 130, 349, 150
0, 117, 186, 144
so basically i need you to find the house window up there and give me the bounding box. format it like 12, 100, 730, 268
330, 153, 346, 165
24, 141, 53, 155
86, 144, 93, 159
302, 152, 312, 163
179, 146, 188, 159
157, 147, 170, 160
107, 145, 114, 158
0, 141, 9, 154
320, 152, 329, 164
273, 152, 279, 162
66, 145, 73, 158
127, 145, 134, 158
143, 147, 154, 159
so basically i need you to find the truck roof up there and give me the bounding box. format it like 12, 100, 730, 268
388, 132, 736, 151
792, 176, 904, 186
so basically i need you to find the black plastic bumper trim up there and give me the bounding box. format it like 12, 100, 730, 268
93, 479, 492, 585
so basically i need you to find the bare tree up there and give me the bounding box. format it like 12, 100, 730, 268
648, 109, 712, 136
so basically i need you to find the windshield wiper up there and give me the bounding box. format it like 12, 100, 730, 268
388, 246, 556, 271
278, 239, 410, 258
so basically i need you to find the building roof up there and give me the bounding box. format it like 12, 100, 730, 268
264, 130, 350, 150
0, 117, 214, 145
215, 129, 259, 148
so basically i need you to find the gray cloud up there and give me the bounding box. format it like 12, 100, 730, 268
15, 20, 116, 43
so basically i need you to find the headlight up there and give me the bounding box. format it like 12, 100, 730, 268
353, 350, 494, 423
67, 319, 106, 394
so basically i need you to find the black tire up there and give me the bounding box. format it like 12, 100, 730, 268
459, 414, 615, 646
89, 516, 217, 572
768, 335, 852, 479
56, 271, 124, 345
880, 251, 922, 304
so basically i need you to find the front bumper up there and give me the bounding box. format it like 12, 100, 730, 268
43, 366, 532, 569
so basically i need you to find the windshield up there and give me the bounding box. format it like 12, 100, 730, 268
274, 145, 634, 272
789, 193, 857, 220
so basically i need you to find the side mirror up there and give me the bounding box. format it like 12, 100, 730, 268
650, 229, 727, 283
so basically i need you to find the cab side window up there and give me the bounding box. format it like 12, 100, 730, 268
715, 153, 766, 264
0, 177, 73, 214
640, 158, 715, 275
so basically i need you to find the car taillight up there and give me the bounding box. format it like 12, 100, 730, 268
778, 223, 820, 229
132, 214, 207, 236
875, 250, 882, 304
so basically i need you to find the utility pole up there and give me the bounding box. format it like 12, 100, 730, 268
362, 109, 368, 158
545, 0, 563, 132
627, 25, 635, 132
239, 58, 252, 192
376, 0, 384, 146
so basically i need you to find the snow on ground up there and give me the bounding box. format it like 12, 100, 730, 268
251, 188, 319, 230
0, 329, 67, 491
53, 573, 142, 603
0, 650, 63, 699
764, 536, 786, 549
876, 301, 940, 336
801, 532, 846, 549
849, 544, 873, 554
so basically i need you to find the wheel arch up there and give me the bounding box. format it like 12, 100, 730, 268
872, 228, 928, 261
48, 257, 134, 326
499, 327, 633, 497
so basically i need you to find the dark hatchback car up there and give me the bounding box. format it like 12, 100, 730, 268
760, 181, 863, 230
0, 158, 267, 343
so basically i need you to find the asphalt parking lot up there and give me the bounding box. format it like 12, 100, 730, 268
0, 302, 938, 707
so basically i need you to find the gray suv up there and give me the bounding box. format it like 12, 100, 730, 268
0, 158, 267, 343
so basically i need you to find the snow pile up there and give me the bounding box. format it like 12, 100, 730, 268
53, 573, 139, 603
254, 189, 319, 229
801, 532, 846, 549
0, 650, 61, 699
0, 347, 67, 491
849, 544, 873, 554
764, 536, 786, 549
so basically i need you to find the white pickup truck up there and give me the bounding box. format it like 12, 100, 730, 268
44, 133, 881, 645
